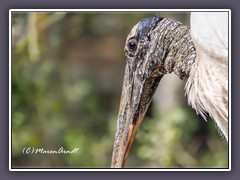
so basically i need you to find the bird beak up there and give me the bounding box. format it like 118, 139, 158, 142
111, 58, 162, 168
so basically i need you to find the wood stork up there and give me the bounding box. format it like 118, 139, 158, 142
111, 12, 229, 168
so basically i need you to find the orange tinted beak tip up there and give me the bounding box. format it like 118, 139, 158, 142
122, 123, 135, 167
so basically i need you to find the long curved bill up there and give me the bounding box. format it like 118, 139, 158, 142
111, 58, 162, 168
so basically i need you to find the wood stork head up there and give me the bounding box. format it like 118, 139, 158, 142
111, 16, 196, 168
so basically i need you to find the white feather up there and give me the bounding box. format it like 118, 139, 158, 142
185, 12, 229, 140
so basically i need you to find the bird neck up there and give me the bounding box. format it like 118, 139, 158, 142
155, 18, 197, 80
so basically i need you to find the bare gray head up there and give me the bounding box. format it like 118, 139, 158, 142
111, 16, 196, 168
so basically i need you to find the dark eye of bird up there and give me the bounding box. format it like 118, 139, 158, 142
128, 39, 137, 51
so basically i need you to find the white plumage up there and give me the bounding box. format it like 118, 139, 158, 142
186, 12, 229, 140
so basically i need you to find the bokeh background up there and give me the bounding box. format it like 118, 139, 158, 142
11, 11, 228, 168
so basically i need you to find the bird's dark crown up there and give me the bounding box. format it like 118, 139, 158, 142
135, 16, 163, 41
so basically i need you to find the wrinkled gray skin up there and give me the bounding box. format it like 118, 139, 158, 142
111, 16, 196, 168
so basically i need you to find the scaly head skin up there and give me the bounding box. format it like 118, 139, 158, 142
111, 16, 196, 168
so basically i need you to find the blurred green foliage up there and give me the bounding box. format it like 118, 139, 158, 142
11, 12, 228, 168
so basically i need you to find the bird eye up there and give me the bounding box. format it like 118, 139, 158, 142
128, 39, 138, 51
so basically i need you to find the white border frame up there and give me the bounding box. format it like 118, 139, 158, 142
9, 9, 231, 171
